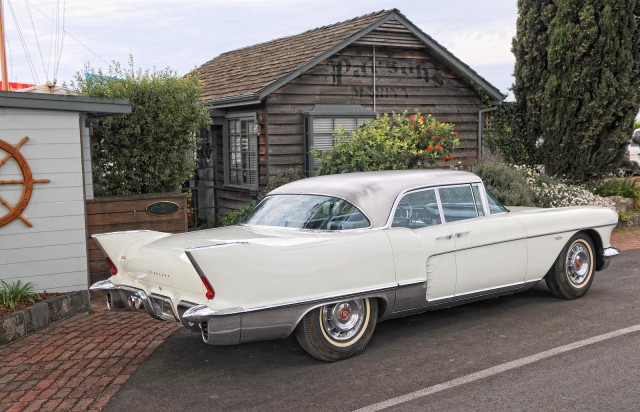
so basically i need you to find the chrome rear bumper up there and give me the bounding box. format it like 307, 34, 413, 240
89, 279, 194, 322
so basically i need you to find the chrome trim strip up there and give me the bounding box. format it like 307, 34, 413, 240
241, 284, 398, 314
185, 284, 398, 320
183, 304, 246, 320
185, 242, 248, 252
182, 304, 217, 322
454, 281, 525, 298
397, 280, 426, 287
91, 230, 153, 238
426, 294, 455, 302
89, 279, 117, 290
423, 224, 616, 255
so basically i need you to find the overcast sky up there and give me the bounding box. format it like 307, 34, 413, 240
2, 0, 517, 96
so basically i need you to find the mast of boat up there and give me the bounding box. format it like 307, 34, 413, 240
0, 0, 9, 91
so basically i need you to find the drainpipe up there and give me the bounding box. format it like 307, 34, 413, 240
477, 103, 501, 160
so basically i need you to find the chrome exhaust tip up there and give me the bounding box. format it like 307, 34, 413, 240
199, 322, 209, 343
127, 295, 144, 310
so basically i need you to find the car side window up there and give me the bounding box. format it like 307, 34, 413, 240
485, 188, 509, 214
438, 185, 481, 222
471, 184, 486, 217
392, 189, 442, 228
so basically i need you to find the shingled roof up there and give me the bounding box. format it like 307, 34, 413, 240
197, 9, 504, 107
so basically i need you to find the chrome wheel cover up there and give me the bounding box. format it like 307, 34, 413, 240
321, 299, 366, 341
566, 241, 592, 285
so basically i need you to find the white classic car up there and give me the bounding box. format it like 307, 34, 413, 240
90, 170, 620, 361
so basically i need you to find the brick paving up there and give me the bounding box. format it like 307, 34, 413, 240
0, 297, 180, 412
611, 227, 640, 251
0, 228, 638, 411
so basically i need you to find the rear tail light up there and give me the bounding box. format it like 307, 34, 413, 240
627, 150, 631, 159
185, 252, 215, 300
200, 276, 215, 300
106, 257, 118, 276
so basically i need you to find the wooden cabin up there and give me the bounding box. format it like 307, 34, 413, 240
193, 9, 504, 220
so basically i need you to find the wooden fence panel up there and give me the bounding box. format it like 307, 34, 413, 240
86, 193, 187, 284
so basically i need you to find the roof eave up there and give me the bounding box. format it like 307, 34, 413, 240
205, 93, 262, 109
0, 91, 131, 115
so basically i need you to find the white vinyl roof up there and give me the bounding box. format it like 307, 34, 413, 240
270, 170, 482, 227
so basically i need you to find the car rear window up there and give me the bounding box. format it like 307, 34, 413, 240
241, 195, 370, 230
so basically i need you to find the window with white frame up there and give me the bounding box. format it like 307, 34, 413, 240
304, 105, 376, 175
225, 115, 258, 187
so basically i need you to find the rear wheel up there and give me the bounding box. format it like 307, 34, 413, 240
295, 297, 378, 361
545, 233, 595, 299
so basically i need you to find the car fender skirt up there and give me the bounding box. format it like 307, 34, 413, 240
185, 290, 396, 346
187, 303, 314, 346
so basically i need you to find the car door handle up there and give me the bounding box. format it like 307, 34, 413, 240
436, 235, 453, 240
455, 231, 470, 238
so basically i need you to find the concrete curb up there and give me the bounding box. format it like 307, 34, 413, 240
0, 290, 92, 347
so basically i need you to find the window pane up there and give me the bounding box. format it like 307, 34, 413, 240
227, 117, 257, 187
438, 186, 479, 222
308, 115, 374, 174
486, 188, 509, 214
313, 118, 335, 134
335, 118, 358, 130
471, 185, 486, 216
242, 195, 370, 230
392, 189, 441, 228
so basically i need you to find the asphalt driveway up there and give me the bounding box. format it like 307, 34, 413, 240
105, 249, 640, 412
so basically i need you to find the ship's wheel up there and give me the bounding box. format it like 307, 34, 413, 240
0, 137, 50, 228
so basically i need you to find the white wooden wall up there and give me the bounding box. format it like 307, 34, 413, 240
0, 107, 89, 292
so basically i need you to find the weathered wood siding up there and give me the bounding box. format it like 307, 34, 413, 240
265, 39, 484, 176
0, 108, 89, 292
86, 193, 187, 283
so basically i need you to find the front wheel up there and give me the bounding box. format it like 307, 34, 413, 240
545, 233, 596, 299
295, 297, 378, 361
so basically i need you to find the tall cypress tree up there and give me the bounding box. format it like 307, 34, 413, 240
512, 0, 556, 163
513, 0, 640, 181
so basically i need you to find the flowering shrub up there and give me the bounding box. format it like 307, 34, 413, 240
513, 165, 615, 208
530, 182, 615, 208
404, 112, 459, 165
314, 111, 459, 175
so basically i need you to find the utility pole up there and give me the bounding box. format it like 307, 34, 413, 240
0, 0, 9, 91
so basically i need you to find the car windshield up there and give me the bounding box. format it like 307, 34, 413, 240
241, 194, 370, 230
